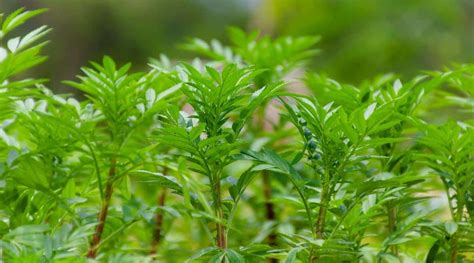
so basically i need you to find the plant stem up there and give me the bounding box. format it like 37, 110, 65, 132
254, 104, 279, 262
150, 188, 167, 255
310, 172, 331, 263
387, 203, 398, 256
450, 195, 464, 263
262, 170, 278, 263
262, 171, 277, 244
315, 184, 329, 239
311, 188, 327, 262
215, 176, 227, 249
87, 157, 117, 258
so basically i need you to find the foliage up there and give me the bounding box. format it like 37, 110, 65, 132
0, 8, 473, 263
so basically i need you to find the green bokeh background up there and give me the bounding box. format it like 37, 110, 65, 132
1, 0, 473, 90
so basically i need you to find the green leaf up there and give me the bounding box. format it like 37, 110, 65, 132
226, 249, 245, 263
239, 149, 304, 182
134, 170, 182, 193
238, 148, 314, 231
379, 253, 400, 263
5, 224, 49, 238
444, 221, 458, 236
186, 247, 220, 262
229, 168, 256, 201
2, 8, 48, 35
363, 102, 377, 120
284, 247, 303, 263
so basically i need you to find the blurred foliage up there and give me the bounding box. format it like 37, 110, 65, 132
259, 0, 474, 82
0, 0, 252, 91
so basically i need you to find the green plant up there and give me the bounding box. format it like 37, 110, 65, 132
64, 57, 181, 258
184, 28, 319, 262
0, 8, 473, 263
417, 122, 473, 262
156, 62, 282, 260
416, 64, 474, 262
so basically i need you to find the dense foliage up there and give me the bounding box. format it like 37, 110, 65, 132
0, 9, 473, 262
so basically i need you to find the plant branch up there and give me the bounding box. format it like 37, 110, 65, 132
150, 187, 167, 255
87, 156, 117, 258
262, 170, 278, 263
214, 173, 227, 249
315, 183, 330, 239
387, 203, 398, 256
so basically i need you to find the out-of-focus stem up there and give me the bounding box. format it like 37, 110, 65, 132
450, 195, 464, 263
387, 204, 398, 256
150, 188, 167, 255
263, 170, 278, 263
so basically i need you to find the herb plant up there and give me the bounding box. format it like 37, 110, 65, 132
0, 8, 473, 263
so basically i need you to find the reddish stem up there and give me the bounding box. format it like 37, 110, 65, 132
215, 177, 227, 249
150, 188, 167, 255
87, 157, 116, 258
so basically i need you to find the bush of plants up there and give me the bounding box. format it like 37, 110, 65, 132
0, 9, 473, 262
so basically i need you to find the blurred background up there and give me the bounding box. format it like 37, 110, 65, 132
1, 0, 473, 92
